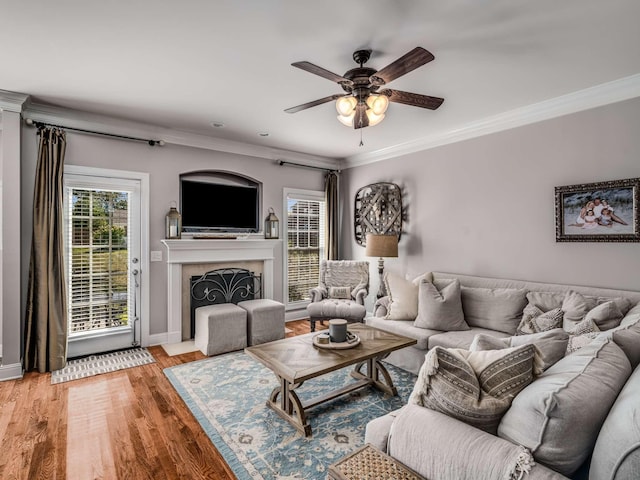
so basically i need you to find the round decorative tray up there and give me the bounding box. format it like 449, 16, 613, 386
312, 333, 361, 350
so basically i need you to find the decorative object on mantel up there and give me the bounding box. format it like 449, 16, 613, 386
354, 182, 403, 246
365, 233, 399, 298
165, 201, 182, 239
264, 207, 280, 239
555, 177, 639, 242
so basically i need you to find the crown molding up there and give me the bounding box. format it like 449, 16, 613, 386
0, 90, 30, 113
22, 102, 339, 170
342, 73, 640, 169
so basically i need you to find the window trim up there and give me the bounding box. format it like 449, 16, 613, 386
282, 187, 325, 311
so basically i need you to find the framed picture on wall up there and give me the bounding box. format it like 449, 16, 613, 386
555, 177, 640, 242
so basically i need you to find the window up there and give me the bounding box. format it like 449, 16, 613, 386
284, 189, 326, 307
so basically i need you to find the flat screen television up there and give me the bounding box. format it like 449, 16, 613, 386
180, 179, 260, 233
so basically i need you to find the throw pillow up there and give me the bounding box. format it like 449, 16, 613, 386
515, 304, 564, 335
384, 272, 418, 320
414, 279, 469, 331
584, 300, 624, 331
327, 286, 351, 299
497, 339, 631, 477
470, 328, 569, 375
562, 290, 597, 330
460, 286, 528, 334
566, 332, 601, 355
409, 344, 536, 434
526, 291, 565, 312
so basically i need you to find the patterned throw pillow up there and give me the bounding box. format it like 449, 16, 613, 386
566, 318, 600, 354
409, 344, 536, 434
327, 286, 351, 299
516, 304, 564, 335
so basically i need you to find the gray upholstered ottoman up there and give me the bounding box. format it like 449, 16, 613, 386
238, 299, 285, 346
194, 303, 248, 356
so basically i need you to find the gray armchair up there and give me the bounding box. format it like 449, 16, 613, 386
306, 260, 370, 332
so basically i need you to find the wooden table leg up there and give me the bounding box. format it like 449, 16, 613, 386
266, 374, 312, 436
351, 356, 397, 396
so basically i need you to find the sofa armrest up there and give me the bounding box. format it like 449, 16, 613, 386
309, 286, 326, 303
388, 405, 569, 480
354, 288, 367, 305
364, 408, 403, 452
373, 296, 390, 317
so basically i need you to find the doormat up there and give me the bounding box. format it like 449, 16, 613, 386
51, 347, 155, 384
164, 351, 416, 479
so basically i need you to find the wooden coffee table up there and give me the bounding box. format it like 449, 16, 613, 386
244, 323, 416, 436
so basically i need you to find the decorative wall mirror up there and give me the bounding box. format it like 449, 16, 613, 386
354, 182, 403, 246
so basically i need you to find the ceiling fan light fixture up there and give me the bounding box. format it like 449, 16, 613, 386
366, 110, 385, 127
336, 96, 357, 117
366, 94, 389, 115
337, 112, 355, 127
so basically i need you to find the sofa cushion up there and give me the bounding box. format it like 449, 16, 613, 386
562, 290, 598, 330
460, 286, 528, 334
306, 298, 366, 321
516, 304, 564, 335
365, 316, 438, 350
428, 328, 510, 350
497, 339, 632, 477
414, 279, 469, 331
584, 300, 624, 331
598, 309, 640, 368
590, 364, 640, 480
384, 272, 419, 320
526, 291, 565, 312
470, 329, 569, 374
409, 344, 536, 434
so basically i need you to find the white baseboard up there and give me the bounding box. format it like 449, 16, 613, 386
285, 310, 309, 322
0, 362, 23, 381
147, 332, 169, 346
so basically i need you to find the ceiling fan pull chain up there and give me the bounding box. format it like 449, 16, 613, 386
359, 129, 364, 147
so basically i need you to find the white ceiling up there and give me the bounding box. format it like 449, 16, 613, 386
2, 1, 640, 163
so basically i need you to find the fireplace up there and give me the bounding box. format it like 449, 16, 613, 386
161, 239, 281, 342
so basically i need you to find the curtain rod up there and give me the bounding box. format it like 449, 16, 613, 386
24, 118, 165, 146
277, 160, 340, 173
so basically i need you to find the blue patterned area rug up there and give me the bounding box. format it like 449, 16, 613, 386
164, 351, 417, 479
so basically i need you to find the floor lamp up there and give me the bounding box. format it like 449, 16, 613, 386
365, 234, 398, 298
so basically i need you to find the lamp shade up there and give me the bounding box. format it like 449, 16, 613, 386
365, 234, 398, 258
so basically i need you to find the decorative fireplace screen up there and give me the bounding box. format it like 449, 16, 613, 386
189, 268, 262, 335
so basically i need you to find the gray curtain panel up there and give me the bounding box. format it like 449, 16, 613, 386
324, 171, 339, 260
24, 127, 68, 373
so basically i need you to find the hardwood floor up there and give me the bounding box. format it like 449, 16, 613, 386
0, 319, 321, 480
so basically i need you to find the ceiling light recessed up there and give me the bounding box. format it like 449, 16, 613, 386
258, 132, 270, 137
210, 121, 225, 128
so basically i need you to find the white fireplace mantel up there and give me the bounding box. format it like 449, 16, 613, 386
161, 238, 281, 344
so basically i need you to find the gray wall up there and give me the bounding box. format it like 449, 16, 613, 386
21, 130, 324, 338
341, 97, 640, 311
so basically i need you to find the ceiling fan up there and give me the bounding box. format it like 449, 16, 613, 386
285, 47, 444, 129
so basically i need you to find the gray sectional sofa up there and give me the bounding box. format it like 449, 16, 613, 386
363, 272, 640, 480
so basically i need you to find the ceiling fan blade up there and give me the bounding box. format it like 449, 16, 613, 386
382, 89, 444, 110
284, 94, 345, 114
353, 103, 369, 129
370, 47, 435, 85
291, 61, 353, 86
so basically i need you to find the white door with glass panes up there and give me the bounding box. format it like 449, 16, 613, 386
64, 172, 142, 358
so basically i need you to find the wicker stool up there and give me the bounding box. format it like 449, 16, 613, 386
194, 303, 247, 356
328, 444, 426, 480
238, 299, 285, 346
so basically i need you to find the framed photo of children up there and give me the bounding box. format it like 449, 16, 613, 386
555, 177, 640, 242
